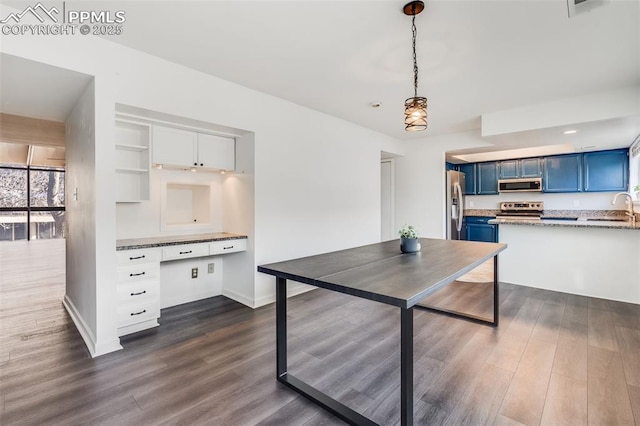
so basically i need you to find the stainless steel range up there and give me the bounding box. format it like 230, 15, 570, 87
496, 201, 544, 220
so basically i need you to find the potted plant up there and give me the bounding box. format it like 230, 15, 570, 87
398, 225, 421, 253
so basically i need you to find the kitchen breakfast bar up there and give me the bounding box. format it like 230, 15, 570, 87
258, 238, 506, 426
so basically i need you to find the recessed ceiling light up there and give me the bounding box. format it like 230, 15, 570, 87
370, 102, 382, 108
563, 129, 578, 134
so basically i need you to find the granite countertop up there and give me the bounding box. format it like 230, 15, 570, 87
489, 217, 639, 230
116, 232, 248, 251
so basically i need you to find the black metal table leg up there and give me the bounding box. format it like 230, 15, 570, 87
276, 277, 287, 378
493, 254, 499, 327
415, 255, 500, 327
273, 276, 377, 425
400, 307, 414, 426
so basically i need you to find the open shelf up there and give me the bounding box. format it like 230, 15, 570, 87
115, 119, 151, 202
116, 167, 149, 174
115, 143, 149, 152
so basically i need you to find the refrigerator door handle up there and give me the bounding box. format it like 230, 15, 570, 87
455, 183, 464, 233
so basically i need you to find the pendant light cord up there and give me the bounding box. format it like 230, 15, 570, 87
412, 12, 418, 98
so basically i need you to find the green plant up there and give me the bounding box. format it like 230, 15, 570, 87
634, 184, 640, 192
398, 225, 418, 239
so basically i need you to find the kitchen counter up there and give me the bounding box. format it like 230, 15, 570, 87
489, 217, 639, 230
116, 232, 248, 251
497, 220, 640, 304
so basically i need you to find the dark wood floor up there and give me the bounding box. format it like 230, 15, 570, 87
1, 240, 639, 425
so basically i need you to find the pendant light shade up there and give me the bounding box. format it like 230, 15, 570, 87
404, 96, 428, 132
403, 1, 427, 132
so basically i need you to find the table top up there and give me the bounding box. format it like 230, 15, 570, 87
258, 238, 506, 309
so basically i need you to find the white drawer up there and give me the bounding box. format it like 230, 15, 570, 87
117, 263, 160, 283
117, 249, 160, 266
209, 239, 247, 255
162, 243, 209, 261
116, 279, 159, 304
117, 299, 160, 326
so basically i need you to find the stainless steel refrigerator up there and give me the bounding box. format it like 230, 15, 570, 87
446, 170, 465, 240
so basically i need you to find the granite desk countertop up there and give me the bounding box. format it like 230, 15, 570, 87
116, 232, 248, 251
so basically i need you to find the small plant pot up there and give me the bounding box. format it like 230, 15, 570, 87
400, 237, 421, 253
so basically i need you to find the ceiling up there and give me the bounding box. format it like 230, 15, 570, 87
0, 54, 90, 167
1, 0, 639, 158
88, 0, 640, 144
0, 53, 93, 122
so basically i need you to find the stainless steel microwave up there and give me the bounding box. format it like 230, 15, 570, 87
498, 177, 542, 192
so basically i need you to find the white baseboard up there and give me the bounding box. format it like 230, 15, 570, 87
222, 288, 255, 308
161, 290, 221, 310
254, 283, 315, 308
63, 295, 122, 358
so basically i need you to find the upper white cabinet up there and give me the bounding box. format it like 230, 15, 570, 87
152, 126, 197, 167
152, 125, 235, 171
115, 120, 151, 202
197, 133, 235, 170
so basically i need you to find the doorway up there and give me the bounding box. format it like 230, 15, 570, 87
380, 159, 394, 241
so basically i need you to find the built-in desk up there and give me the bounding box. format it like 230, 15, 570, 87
116, 233, 247, 336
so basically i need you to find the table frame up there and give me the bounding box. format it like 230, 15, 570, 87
270, 254, 500, 426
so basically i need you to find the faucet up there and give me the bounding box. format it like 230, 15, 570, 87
611, 192, 636, 224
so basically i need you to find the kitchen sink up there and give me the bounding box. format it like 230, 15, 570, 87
541, 217, 578, 221
585, 218, 627, 222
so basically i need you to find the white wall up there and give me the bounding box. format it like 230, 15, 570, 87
394, 131, 491, 238
64, 80, 121, 357
221, 133, 257, 306
1, 11, 401, 353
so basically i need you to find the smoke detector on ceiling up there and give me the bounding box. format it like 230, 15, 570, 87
567, 0, 611, 18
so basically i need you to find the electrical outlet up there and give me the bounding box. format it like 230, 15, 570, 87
573, 199, 580, 207
469, 201, 475, 207
191, 267, 198, 279
208, 263, 215, 274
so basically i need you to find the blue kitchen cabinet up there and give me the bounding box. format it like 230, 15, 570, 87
458, 163, 476, 195
520, 158, 543, 177
499, 160, 519, 179
445, 162, 457, 172
583, 149, 628, 192
499, 158, 543, 179
464, 216, 498, 242
543, 154, 582, 193
477, 162, 499, 194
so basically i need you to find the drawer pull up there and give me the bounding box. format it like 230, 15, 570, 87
130, 309, 146, 316
179, 250, 193, 255
223, 246, 234, 250
129, 272, 146, 277
130, 290, 147, 296
129, 255, 146, 260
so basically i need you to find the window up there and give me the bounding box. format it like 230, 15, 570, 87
0, 165, 65, 241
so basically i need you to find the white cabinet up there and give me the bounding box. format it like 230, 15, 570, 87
152, 125, 235, 171
116, 248, 161, 336
152, 126, 197, 167
197, 133, 235, 170
161, 242, 210, 261
115, 120, 151, 202
210, 238, 247, 255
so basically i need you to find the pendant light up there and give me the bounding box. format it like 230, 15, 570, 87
403, 1, 427, 132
